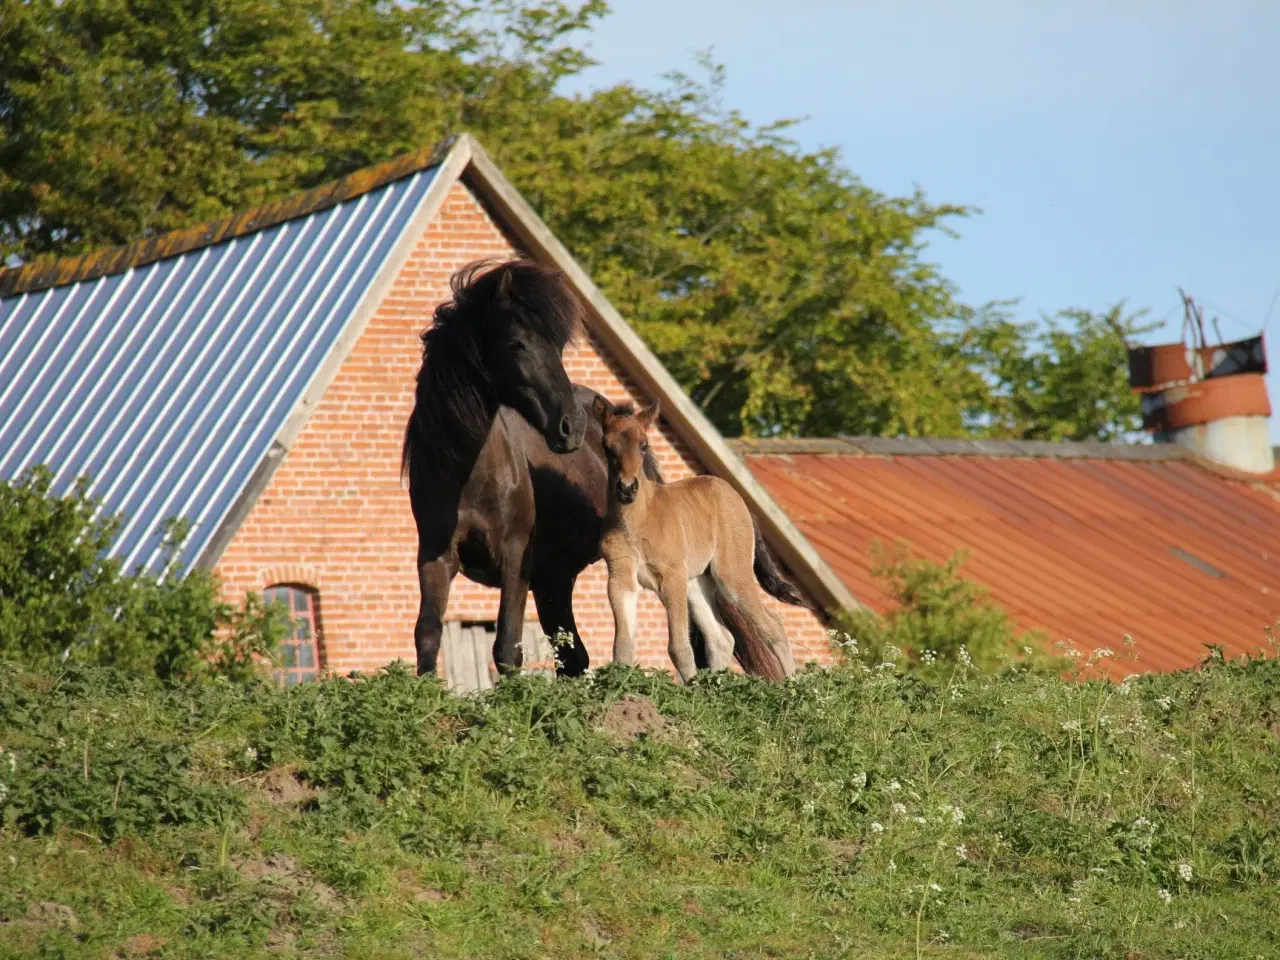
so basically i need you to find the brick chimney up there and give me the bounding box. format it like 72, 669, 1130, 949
1128, 321, 1273, 474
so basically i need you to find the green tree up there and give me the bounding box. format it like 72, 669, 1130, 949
969, 302, 1156, 442
0, 0, 1137, 441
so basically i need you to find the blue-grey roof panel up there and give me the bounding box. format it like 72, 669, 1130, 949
0, 165, 438, 575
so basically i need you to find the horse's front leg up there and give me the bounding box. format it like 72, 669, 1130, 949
415, 556, 458, 677
533, 575, 590, 678
606, 556, 640, 666
493, 546, 532, 678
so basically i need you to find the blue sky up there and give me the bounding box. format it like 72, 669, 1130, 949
560, 1, 1280, 439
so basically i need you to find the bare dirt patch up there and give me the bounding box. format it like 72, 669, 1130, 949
119, 933, 167, 957
258, 766, 320, 806
598, 695, 669, 742
233, 852, 341, 910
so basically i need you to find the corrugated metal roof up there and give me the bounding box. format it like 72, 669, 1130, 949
735, 440, 1280, 674
0, 139, 453, 297
0, 165, 439, 574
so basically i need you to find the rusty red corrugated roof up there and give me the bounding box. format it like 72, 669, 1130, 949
733, 437, 1280, 674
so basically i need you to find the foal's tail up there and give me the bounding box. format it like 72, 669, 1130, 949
713, 590, 788, 683
751, 518, 811, 609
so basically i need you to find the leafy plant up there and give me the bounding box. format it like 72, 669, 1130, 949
0, 466, 287, 682
839, 540, 1056, 671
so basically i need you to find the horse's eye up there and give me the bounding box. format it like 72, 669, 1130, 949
640, 441, 650, 453
509, 340, 525, 353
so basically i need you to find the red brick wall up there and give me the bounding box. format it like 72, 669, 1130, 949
215, 181, 833, 678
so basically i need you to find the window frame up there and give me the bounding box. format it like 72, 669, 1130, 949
264, 584, 322, 688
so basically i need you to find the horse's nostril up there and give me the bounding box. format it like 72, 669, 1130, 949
559, 416, 572, 438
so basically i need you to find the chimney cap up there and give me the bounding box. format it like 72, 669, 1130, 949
1140, 373, 1271, 432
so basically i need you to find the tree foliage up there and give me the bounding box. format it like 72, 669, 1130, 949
0, 467, 285, 681
1, 0, 1138, 440
969, 302, 1156, 442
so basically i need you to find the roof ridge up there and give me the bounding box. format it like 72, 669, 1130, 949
0, 136, 458, 299
730, 435, 1189, 461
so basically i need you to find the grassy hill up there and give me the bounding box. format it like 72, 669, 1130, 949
1, 643, 1279, 959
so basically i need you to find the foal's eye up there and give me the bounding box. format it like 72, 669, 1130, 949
640, 441, 650, 453
508, 339, 526, 353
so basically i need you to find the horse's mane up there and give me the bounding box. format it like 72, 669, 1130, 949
402, 258, 583, 479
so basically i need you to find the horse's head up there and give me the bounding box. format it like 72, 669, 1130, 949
594, 396, 660, 505
463, 258, 587, 453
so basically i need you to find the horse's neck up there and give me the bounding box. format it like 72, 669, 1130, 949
605, 482, 657, 544
413, 366, 501, 487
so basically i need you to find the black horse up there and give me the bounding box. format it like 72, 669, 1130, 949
402, 257, 803, 680
403, 258, 639, 677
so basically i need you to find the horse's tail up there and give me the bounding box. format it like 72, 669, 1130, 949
713, 589, 788, 682
751, 517, 811, 609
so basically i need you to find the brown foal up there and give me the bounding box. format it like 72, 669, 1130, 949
594, 397, 798, 682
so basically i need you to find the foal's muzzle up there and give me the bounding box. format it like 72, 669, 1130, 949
615, 478, 639, 504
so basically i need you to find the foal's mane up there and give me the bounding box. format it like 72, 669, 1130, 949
401, 258, 583, 478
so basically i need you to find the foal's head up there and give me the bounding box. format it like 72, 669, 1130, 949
594, 397, 660, 505
426, 258, 588, 453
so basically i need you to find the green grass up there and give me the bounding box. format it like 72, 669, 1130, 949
1, 640, 1279, 959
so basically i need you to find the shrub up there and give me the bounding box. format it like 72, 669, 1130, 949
0, 466, 285, 682
838, 540, 1056, 671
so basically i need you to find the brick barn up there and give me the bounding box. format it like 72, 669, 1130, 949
0, 134, 846, 689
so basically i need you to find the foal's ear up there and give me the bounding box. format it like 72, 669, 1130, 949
592, 394, 611, 428
638, 400, 661, 430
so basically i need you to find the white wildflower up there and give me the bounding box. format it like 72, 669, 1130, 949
851, 771, 868, 789
1022, 645, 1033, 656
887, 859, 897, 872
244, 746, 258, 763
912, 816, 928, 825
992, 740, 1004, 758
1090, 647, 1115, 663
1155, 696, 1174, 711
939, 804, 965, 825
1177, 863, 1193, 882
884, 644, 903, 661
0, 783, 8, 804
891, 802, 907, 816
955, 844, 968, 860
1060, 720, 1082, 733
921, 649, 937, 666
870, 822, 884, 834
928, 882, 942, 893
886, 779, 902, 792
1158, 888, 1172, 904
802, 799, 816, 814
958, 646, 973, 668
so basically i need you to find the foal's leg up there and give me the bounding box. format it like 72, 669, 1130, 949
658, 568, 698, 682
606, 556, 640, 666
688, 574, 735, 671
415, 557, 457, 677
533, 576, 590, 678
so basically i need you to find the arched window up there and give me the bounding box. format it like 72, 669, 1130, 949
265, 585, 322, 687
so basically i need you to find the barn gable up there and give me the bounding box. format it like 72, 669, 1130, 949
0, 135, 842, 678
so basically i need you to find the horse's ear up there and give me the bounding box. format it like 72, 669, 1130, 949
638, 400, 661, 430
497, 267, 514, 302
592, 394, 610, 428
